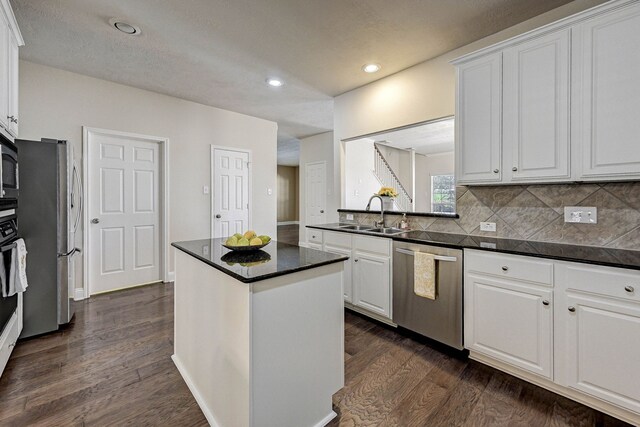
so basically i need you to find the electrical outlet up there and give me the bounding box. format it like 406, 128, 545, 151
267, 188, 273, 195
480, 222, 497, 232
564, 206, 597, 224
346, 214, 354, 220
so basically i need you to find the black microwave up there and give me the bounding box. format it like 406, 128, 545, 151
0, 139, 18, 199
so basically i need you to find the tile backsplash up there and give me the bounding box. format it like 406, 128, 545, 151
339, 182, 640, 251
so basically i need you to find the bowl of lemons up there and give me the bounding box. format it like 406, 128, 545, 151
223, 230, 272, 251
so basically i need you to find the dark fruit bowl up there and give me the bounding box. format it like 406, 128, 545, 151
222, 241, 271, 252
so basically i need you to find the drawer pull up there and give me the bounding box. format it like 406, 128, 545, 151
568, 306, 576, 313
625, 286, 635, 293
542, 300, 550, 306
501, 266, 509, 272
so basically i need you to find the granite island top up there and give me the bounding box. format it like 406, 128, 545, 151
172, 238, 349, 283
308, 223, 640, 271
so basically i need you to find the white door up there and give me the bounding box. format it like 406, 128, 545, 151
305, 162, 326, 228
212, 147, 250, 238
564, 293, 640, 413
455, 52, 502, 184
353, 251, 391, 318
464, 273, 553, 379
503, 29, 570, 182
88, 131, 161, 294
574, 3, 640, 180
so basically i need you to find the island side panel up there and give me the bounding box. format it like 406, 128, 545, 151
250, 262, 345, 427
173, 250, 252, 427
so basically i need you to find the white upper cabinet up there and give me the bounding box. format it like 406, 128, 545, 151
503, 29, 571, 182
454, 0, 640, 185
573, 2, 640, 180
455, 53, 502, 184
0, 0, 22, 141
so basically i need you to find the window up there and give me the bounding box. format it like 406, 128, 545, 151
431, 175, 456, 213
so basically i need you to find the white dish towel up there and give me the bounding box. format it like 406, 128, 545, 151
10, 238, 29, 294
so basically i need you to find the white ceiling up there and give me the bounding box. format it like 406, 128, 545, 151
277, 139, 300, 166
13, 0, 572, 153
374, 117, 455, 156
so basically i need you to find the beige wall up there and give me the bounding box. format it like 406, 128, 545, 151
19, 61, 278, 290
334, 0, 607, 208
277, 166, 299, 222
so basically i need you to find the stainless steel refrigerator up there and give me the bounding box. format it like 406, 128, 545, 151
17, 138, 82, 338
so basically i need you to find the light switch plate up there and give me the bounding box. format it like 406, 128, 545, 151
203, 185, 209, 195
480, 222, 497, 232
564, 206, 597, 224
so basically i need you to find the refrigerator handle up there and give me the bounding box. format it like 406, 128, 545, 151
72, 163, 83, 233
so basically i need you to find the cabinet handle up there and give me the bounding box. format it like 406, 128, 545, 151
493, 169, 499, 174
568, 306, 576, 313
625, 285, 635, 293
501, 266, 509, 272
512, 166, 518, 172
542, 300, 550, 306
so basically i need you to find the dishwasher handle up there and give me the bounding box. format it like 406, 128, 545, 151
395, 248, 457, 262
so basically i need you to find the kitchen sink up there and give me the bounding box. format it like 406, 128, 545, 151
339, 225, 375, 231
368, 227, 406, 235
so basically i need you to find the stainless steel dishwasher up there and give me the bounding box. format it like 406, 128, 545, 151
392, 241, 463, 350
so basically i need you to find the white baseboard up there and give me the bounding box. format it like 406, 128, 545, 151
166, 271, 175, 283
277, 221, 299, 226
172, 354, 221, 427
73, 288, 86, 301
315, 411, 337, 427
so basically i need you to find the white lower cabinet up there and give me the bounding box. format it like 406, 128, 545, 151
315, 229, 392, 320
465, 249, 640, 424
353, 251, 391, 318
465, 272, 553, 379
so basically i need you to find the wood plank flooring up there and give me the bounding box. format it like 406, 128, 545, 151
277, 224, 299, 245
0, 282, 631, 426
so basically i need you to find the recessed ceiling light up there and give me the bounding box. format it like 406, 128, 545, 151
362, 63, 381, 73
109, 18, 141, 35
266, 77, 284, 87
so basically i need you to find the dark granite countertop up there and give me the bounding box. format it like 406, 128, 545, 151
308, 224, 640, 271
171, 238, 349, 283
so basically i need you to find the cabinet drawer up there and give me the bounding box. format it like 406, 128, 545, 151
559, 262, 640, 303
465, 250, 553, 286
324, 231, 351, 249
306, 229, 323, 244
353, 235, 390, 257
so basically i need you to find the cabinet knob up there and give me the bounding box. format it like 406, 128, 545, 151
625, 285, 635, 293
542, 300, 550, 306
215, 214, 221, 219
493, 169, 499, 174
91, 218, 100, 224
512, 166, 518, 172
568, 306, 576, 313
320, 210, 325, 213
501, 266, 509, 272
354, 259, 359, 263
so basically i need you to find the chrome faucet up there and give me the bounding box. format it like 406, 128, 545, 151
366, 195, 386, 228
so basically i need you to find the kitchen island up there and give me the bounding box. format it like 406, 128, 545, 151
171, 238, 348, 427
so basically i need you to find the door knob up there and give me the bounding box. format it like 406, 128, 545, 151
568, 306, 576, 312
215, 214, 221, 219
91, 218, 99, 224
512, 166, 518, 172
493, 169, 499, 173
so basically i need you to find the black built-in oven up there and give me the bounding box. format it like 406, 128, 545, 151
0, 138, 18, 199
0, 205, 18, 335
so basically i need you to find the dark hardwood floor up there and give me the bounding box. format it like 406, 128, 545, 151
277, 223, 299, 245
0, 283, 630, 426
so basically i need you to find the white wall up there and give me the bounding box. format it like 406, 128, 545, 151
298, 132, 335, 242
344, 139, 379, 210
414, 152, 455, 211
19, 61, 278, 291
334, 0, 607, 209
